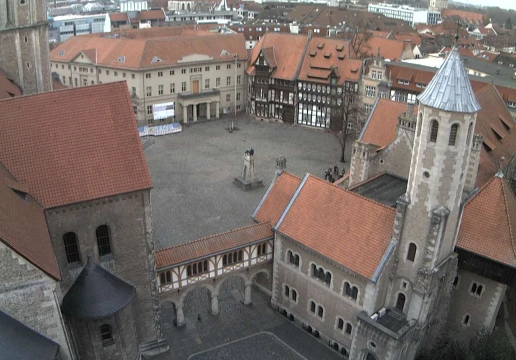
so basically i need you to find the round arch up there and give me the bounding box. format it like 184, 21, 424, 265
178, 283, 214, 307
249, 268, 271, 283
214, 272, 250, 294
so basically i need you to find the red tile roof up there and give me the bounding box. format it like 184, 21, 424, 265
357, 36, 406, 61
0, 70, 21, 100
155, 222, 274, 268
361, 99, 412, 149
254, 172, 301, 226
0, 82, 152, 208
0, 163, 60, 279
276, 175, 395, 279
457, 175, 516, 268
138, 9, 166, 21
247, 33, 308, 80
109, 12, 129, 23
441, 9, 488, 26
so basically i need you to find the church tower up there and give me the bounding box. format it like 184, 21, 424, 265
429, 0, 448, 11
391, 47, 480, 355
0, 0, 52, 94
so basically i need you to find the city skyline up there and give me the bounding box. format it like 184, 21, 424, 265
455, 0, 516, 11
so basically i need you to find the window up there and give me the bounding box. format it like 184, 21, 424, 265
181, 69, 186, 74
227, 64, 231, 69
407, 243, 417, 262
463, 314, 470, 326
237, 75, 241, 85
170, 83, 175, 93
466, 122, 473, 145
311, 264, 331, 286
317, 306, 324, 318
147, 105, 153, 115
371, 70, 377, 79
345, 323, 352, 335
94, 225, 112, 257
122, 72, 126, 78
160, 271, 171, 284
158, 85, 164, 95
292, 289, 297, 302
470, 282, 483, 296
344, 282, 358, 301
100, 324, 114, 346
216, 78, 220, 87
430, 120, 439, 143
285, 285, 290, 297
146, 86, 152, 96
205, 66, 210, 71
310, 301, 316, 313
227, 76, 231, 86
287, 251, 300, 267
181, 82, 186, 92
337, 318, 344, 330
133, 105, 137, 114
396, 293, 406, 311
216, 65, 220, 70
158, 71, 163, 77
205, 79, 210, 88
365, 86, 376, 98
106, 70, 110, 75
145, 73, 151, 79
449, 124, 459, 146
131, 74, 135, 79
237, 63, 241, 68
236, 92, 241, 102
187, 260, 209, 277
378, 72, 383, 80
222, 250, 243, 267
453, 276, 460, 288
257, 243, 267, 256
170, 70, 175, 76
63, 232, 80, 264
226, 94, 231, 102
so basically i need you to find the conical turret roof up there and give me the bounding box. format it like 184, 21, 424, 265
417, 47, 481, 113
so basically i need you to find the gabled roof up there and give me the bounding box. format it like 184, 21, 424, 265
0, 310, 59, 360
138, 9, 166, 21
109, 12, 129, 23
275, 174, 396, 279
61, 258, 136, 319
418, 47, 481, 113
356, 36, 406, 61
261, 47, 278, 68
0, 82, 152, 209
156, 222, 273, 269
0, 163, 60, 279
457, 175, 516, 268
253, 172, 301, 226
0, 70, 21, 100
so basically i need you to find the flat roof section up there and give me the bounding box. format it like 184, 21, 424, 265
350, 173, 408, 207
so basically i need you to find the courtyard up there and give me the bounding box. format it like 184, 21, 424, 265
145, 115, 350, 250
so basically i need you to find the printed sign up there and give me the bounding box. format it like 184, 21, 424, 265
152, 102, 175, 120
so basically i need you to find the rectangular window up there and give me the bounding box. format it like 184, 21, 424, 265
131, 73, 135, 79
227, 64, 231, 69
237, 92, 241, 101
216, 77, 220, 87
123, 72, 126, 78
147, 105, 153, 115
62, 76, 65, 84
237, 63, 241, 68
146, 86, 152, 96
170, 70, 175, 75
182, 69, 186, 74
227, 76, 231, 86
74, 78, 78, 86
365, 86, 376, 98
237, 75, 241, 85
133, 106, 137, 114
216, 65, 220, 70
181, 81, 186, 92
371, 70, 377, 79
146, 73, 151, 79
106, 70, 110, 75
114, 71, 118, 77
131, 87, 136, 96
170, 83, 175, 93
205, 66, 210, 71
158, 85, 163, 95
378, 72, 383, 80
205, 79, 210, 88
226, 94, 231, 102
158, 71, 163, 77
69, 77, 72, 85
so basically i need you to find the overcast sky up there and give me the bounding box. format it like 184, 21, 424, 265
454, 0, 516, 11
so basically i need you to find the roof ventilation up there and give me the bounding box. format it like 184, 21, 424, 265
317, 42, 324, 49
58, 50, 65, 56
338, 54, 345, 60
336, 44, 344, 52
117, 56, 126, 63
309, 50, 317, 57
151, 56, 162, 63
324, 52, 331, 59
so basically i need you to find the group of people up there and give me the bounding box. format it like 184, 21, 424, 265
324, 165, 345, 183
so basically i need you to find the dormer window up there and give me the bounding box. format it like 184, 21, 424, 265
58, 50, 65, 56
324, 52, 331, 59
117, 56, 126, 63
151, 56, 163, 63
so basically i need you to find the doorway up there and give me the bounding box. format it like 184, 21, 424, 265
192, 80, 199, 94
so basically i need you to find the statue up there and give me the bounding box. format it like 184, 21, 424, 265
233, 148, 263, 191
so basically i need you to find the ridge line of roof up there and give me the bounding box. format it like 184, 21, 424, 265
372, 239, 397, 283
464, 175, 497, 208
275, 173, 309, 231
501, 179, 516, 260
293, 34, 311, 81
156, 222, 272, 254
359, 97, 380, 141
253, 173, 279, 220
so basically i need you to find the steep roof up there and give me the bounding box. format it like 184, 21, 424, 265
0, 163, 60, 279
253, 172, 301, 226
0, 310, 59, 360
275, 175, 396, 279
246, 33, 308, 80
156, 222, 273, 268
441, 9, 488, 26
0, 82, 152, 209
417, 47, 481, 113
109, 12, 129, 23
50, 34, 247, 70
0, 71, 21, 100
457, 175, 516, 268
357, 35, 406, 61
61, 258, 136, 319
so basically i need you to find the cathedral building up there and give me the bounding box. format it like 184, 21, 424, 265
253, 47, 516, 359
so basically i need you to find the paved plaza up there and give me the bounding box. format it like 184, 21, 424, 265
145, 115, 350, 250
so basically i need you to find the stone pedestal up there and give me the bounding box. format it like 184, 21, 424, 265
233, 151, 264, 191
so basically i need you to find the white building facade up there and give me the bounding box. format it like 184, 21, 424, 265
368, 3, 441, 26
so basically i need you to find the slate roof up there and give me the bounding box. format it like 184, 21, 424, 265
0, 163, 60, 279
417, 47, 481, 113
275, 174, 396, 279
0, 310, 59, 360
156, 222, 273, 269
457, 174, 516, 268
253, 172, 301, 226
0, 82, 152, 209
61, 258, 135, 319
349, 173, 408, 207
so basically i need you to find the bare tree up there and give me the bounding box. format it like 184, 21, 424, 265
341, 13, 373, 58
329, 85, 365, 163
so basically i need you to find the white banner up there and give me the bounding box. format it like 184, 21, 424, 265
152, 102, 175, 120
139, 123, 182, 137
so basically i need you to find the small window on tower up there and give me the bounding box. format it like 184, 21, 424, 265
430, 120, 439, 143
449, 124, 459, 146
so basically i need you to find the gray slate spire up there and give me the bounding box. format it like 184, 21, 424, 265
417, 47, 481, 113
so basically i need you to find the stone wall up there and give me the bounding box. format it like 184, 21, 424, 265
0, 242, 73, 360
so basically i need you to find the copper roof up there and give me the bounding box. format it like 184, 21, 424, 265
276, 175, 395, 279
156, 223, 273, 269
0, 163, 60, 279
253, 172, 301, 226
51, 34, 247, 70
418, 47, 481, 113
457, 175, 516, 268
0, 82, 152, 208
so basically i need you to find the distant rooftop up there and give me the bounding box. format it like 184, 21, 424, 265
350, 173, 407, 207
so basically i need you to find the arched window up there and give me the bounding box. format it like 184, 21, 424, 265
345, 323, 352, 335
344, 282, 352, 297
449, 124, 459, 146
366, 353, 378, 360
160, 273, 166, 285
407, 243, 417, 262
429, 120, 439, 143
318, 268, 325, 281
337, 318, 344, 330
396, 293, 406, 311
325, 272, 332, 285
351, 286, 358, 300
292, 289, 297, 302
310, 301, 316, 313
285, 285, 290, 297
311, 264, 317, 276
63, 232, 80, 264
294, 254, 300, 266
96, 225, 112, 257
317, 306, 324, 318
100, 324, 114, 346
476, 285, 483, 296
287, 250, 293, 263
466, 122, 473, 146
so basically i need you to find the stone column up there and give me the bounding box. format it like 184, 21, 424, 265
243, 284, 252, 306
206, 102, 211, 120
193, 103, 197, 122
183, 105, 188, 124
215, 101, 220, 119
211, 294, 219, 316
176, 306, 185, 328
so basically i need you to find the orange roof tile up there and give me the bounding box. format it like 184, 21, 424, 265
138, 9, 166, 21
0, 163, 60, 279
156, 223, 274, 268
246, 33, 308, 80
457, 175, 516, 268
441, 9, 488, 25
253, 172, 301, 226
276, 175, 395, 279
109, 12, 129, 23
393, 33, 422, 46
0, 71, 21, 100
357, 36, 405, 61
0, 82, 152, 208
361, 99, 411, 149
